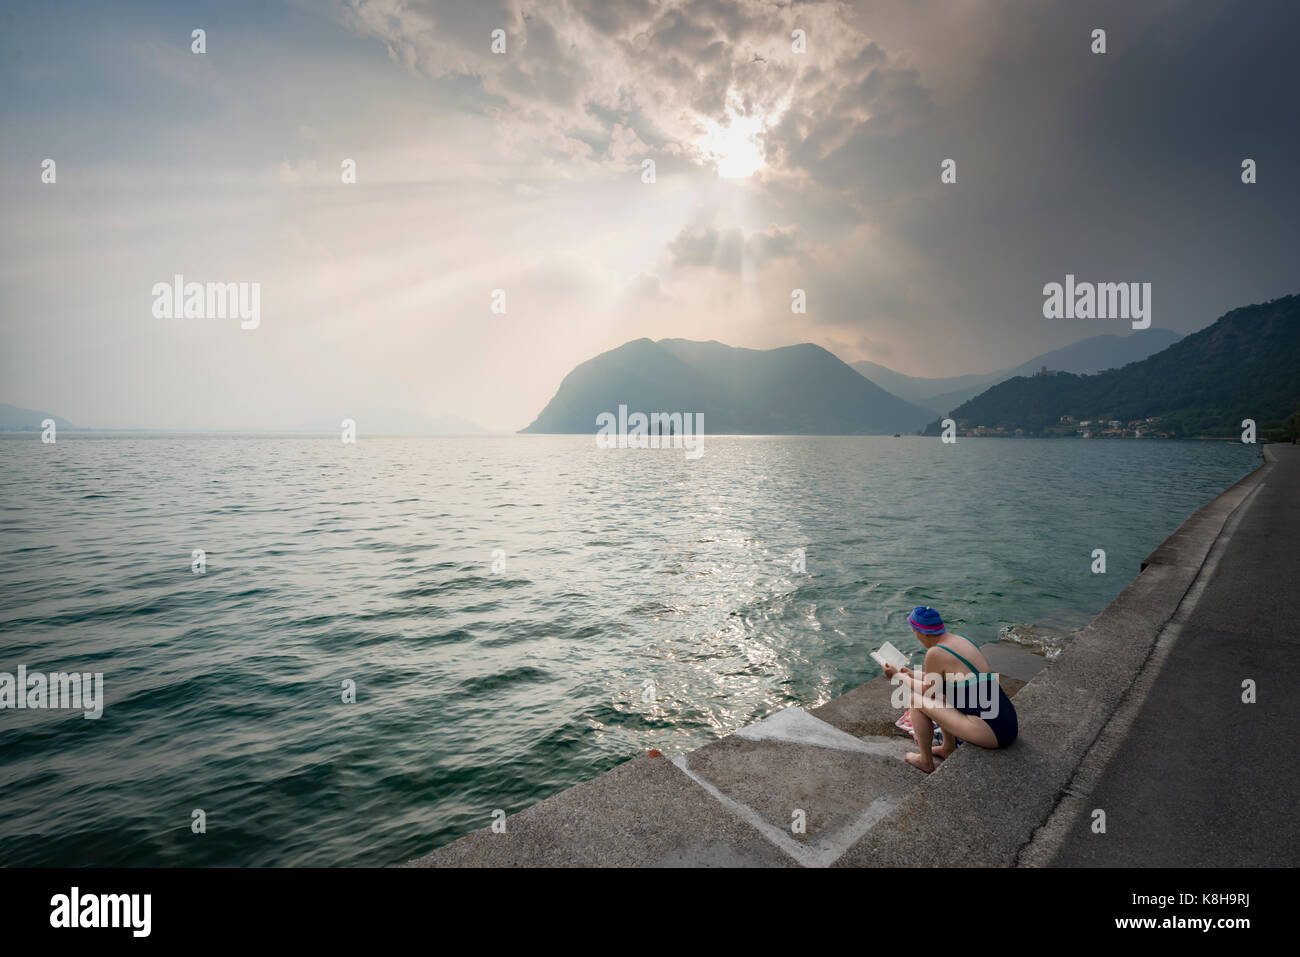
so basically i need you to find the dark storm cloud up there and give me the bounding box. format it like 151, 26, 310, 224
858, 0, 1300, 338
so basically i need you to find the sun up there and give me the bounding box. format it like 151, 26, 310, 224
699, 107, 766, 179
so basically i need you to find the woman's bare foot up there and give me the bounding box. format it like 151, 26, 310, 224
904, 752, 935, 773
933, 743, 956, 761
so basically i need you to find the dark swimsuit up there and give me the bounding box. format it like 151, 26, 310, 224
935, 641, 1018, 748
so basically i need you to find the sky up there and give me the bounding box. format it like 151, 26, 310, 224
2, 0, 1298, 432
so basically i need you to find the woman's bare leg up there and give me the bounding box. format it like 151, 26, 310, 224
933, 733, 957, 760
905, 708, 936, 772
927, 701, 998, 749
905, 701, 998, 772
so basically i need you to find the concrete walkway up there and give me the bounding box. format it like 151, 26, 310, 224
1029, 443, 1298, 866
407, 444, 1288, 868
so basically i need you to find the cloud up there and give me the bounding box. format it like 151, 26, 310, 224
668, 225, 743, 273
333, 0, 928, 181
667, 223, 799, 273
606, 122, 651, 164
747, 224, 799, 263
626, 271, 667, 299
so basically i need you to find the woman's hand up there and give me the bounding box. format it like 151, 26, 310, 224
882, 662, 899, 678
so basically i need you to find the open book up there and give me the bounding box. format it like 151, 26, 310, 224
870, 640, 910, 673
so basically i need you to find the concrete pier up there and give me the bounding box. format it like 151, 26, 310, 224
1026, 442, 1298, 866
407, 445, 1290, 868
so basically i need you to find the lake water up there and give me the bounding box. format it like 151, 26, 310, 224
0, 434, 1258, 865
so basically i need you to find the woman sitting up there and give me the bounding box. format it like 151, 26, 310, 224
881, 605, 1018, 773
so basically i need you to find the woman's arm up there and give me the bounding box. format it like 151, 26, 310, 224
887, 664, 942, 704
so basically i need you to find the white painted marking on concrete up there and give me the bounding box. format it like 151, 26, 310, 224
734, 706, 899, 756
671, 752, 899, 868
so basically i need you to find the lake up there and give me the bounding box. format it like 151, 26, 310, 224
0, 434, 1258, 865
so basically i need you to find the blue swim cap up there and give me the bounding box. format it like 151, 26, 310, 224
908, 605, 945, 634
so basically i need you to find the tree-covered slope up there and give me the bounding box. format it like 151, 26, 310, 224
924, 294, 1300, 436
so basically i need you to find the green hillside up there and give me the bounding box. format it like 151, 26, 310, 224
924, 294, 1300, 438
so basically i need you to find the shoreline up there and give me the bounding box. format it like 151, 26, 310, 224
406, 447, 1277, 867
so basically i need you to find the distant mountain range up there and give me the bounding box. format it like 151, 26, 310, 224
0, 403, 76, 431
851, 329, 1182, 415
925, 294, 1300, 437
17, 299, 1292, 440
521, 338, 936, 435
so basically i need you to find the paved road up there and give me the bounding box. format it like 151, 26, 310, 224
1050, 444, 1299, 866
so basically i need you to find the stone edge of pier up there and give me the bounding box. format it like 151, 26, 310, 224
403, 446, 1275, 868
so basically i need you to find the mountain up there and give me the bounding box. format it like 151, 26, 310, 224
521, 338, 936, 435
852, 329, 1182, 415
0, 403, 76, 431
848, 360, 999, 410
924, 294, 1300, 436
